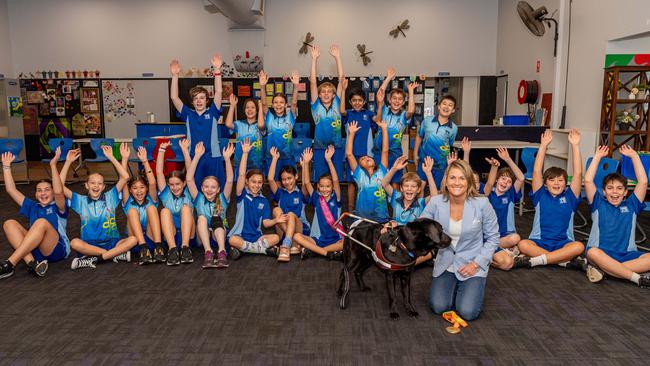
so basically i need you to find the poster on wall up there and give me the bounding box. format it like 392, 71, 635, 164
22, 105, 39, 135
71, 113, 86, 136
222, 81, 233, 101
7, 96, 23, 117
84, 114, 101, 135
26, 91, 45, 104
80, 88, 100, 113
102, 80, 136, 123
39, 118, 71, 156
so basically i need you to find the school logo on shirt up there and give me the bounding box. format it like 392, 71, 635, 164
620, 206, 629, 213
45, 207, 53, 215
258, 203, 265, 210
293, 197, 300, 205
204, 114, 210, 120
559, 197, 567, 204
501, 198, 508, 204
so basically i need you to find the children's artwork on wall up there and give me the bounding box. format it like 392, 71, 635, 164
26, 91, 45, 104
102, 80, 136, 122
71, 113, 86, 136
39, 118, 71, 156
7, 96, 23, 117
46, 89, 56, 100
55, 107, 65, 116
298, 92, 307, 101
62, 85, 72, 94
222, 81, 233, 101
84, 113, 101, 135
237, 85, 251, 97
285, 82, 293, 95
274, 82, 284, 94
39, 103, 49, 116
22, 105, 39, 135
80, 88, 100, 113
265, 84, 274, 96
297, 82, 307, 92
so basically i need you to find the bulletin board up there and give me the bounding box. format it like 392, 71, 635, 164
102, 79, 170, 139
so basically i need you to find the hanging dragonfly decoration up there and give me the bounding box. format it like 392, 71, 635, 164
389, 19, 410, 38
356, 44, 373, 66
299, 32, 315, 54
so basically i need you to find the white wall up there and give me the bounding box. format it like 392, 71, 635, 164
0, 0, 13, 77
496, 0, 559, 117
606, 32, 650, 54
6, 0, 499, 78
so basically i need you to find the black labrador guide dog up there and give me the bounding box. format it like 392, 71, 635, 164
337, 217, 451, 319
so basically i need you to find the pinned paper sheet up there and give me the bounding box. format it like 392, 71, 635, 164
266, 96, 273, 105
265, 84, 274, 95
253, 82, 261, 89
238, 85, 251, 97
297, 82, 307, 92
298, 92, 307, 101
275, 82, 284, 94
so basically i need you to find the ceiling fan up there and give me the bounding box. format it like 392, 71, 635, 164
517, 1, 559, 57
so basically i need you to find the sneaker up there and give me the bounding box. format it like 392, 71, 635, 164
166, 247, 180, 266
565, 256, 588, 272
0, 260, 15, 279
139, 248, 153, 266
112, 252, 131, 263
511, 255, 531, 269
180, 247, 194, 264
229, 248, 242, 261
71, 256, 97, 270
277, 246, 290, 262
153, 246, 166, 263
290, 245, 302, 255
202, 251, 217, 269
300, 248, 315, 260
326, 250, 344, 261
639, 275, 650, 289
215, 250, 229, 268
266, 246, 279, 258
586, 264, 605, 283
27, 260, 48, 277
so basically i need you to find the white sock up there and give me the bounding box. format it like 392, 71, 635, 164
255, 238, 270, 249
530, 254, 547, 267
630, 273, 641, 285
558, 261, 568, 267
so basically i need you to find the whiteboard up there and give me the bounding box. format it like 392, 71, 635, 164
102, 79, 170, 138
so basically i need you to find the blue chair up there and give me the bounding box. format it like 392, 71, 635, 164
292, 138, 312, 164
130, 137, 156, 163
86, 138, 115, 162
167, 138, 186, 163
518, 147, 538, 215
0, 138, 29, 184
41, 138, 74, 163
293, 123, 310, 138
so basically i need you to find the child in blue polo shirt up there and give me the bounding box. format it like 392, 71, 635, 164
514, 129, 585, 269
268, 146, 310, 262
414, 95, 458, 190
121, 145, 163, 266
259, 70, 300, 181
225, 93, 264, 173
482, 147, 525, 271
584, 145, 650, 288
340, 78, 376, 211
346, 120, 390, 221
170, 54, 225, 186
293, 146, 344, 260
183, 140, 234, 269
58, 144, 138, 270
156, 141, 195, 266
228, 138, 281, 259
309, 45, 345, 182
374, 67, 417, 189
0, 148, 70, 279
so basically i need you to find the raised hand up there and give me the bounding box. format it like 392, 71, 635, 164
485, 157, 501, 168
540, 129, 553, 146
461, 137, 471, 152
179, 138, 191, 152
241, 138, 252, 154
229, 93, 238, 105
222, 142, 235, 159
376, 119, 388, 130
211, 53, 223, 69
66, 148, 81, 162
120, 142, 130, 160
170, 59, 181, 76
348, 121, 360, 134
496, 146, 511, 161
302, 147, 313, 163
594, 145, 609, 159
386, 67, 396, 80
194, 141, 206, 157
259, 70, 268, 86
447, 151, 458, 165
619, 144, 638, 158
568, 128, 581, 145
101, 145, 114, 159
159, 141, 171, 150
137, 146, 148, 162
392, 155, 409, 171
310, 45, 320, 59
325, 145, 335, 160
50, 147, 61, 165
423, 156, 435, 172
1, 152, 15, 167
376, 88, 385, 104
290, 70, 300, 85
407, 81, 420, 92
329, 44, 340, 58
270, 146, 280, 159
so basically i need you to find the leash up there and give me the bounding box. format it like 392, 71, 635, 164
442, 311, 469, 334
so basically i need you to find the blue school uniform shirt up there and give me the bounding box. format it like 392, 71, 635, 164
418, 116, 457, 170
352, 164, 389, 220
265, 110, 295, 159
158, 186, 194, 227
311, 95, 343, 149
487, 186, 521, 237
194, 191, 229, 228
308, 191, 342, 245
70, 186, 121, 245
122, 196, 156, 233
373, 105, 409, 158
177, 103, 222, 158
273, 187, 309, 227
231, 120, 264, 169
390, 191, 426, 225
343, 108, 375, 156
528, 186, 581, 242
587, 191, 645, 253
20, 198, 70, 251
229, 188, 272, 238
